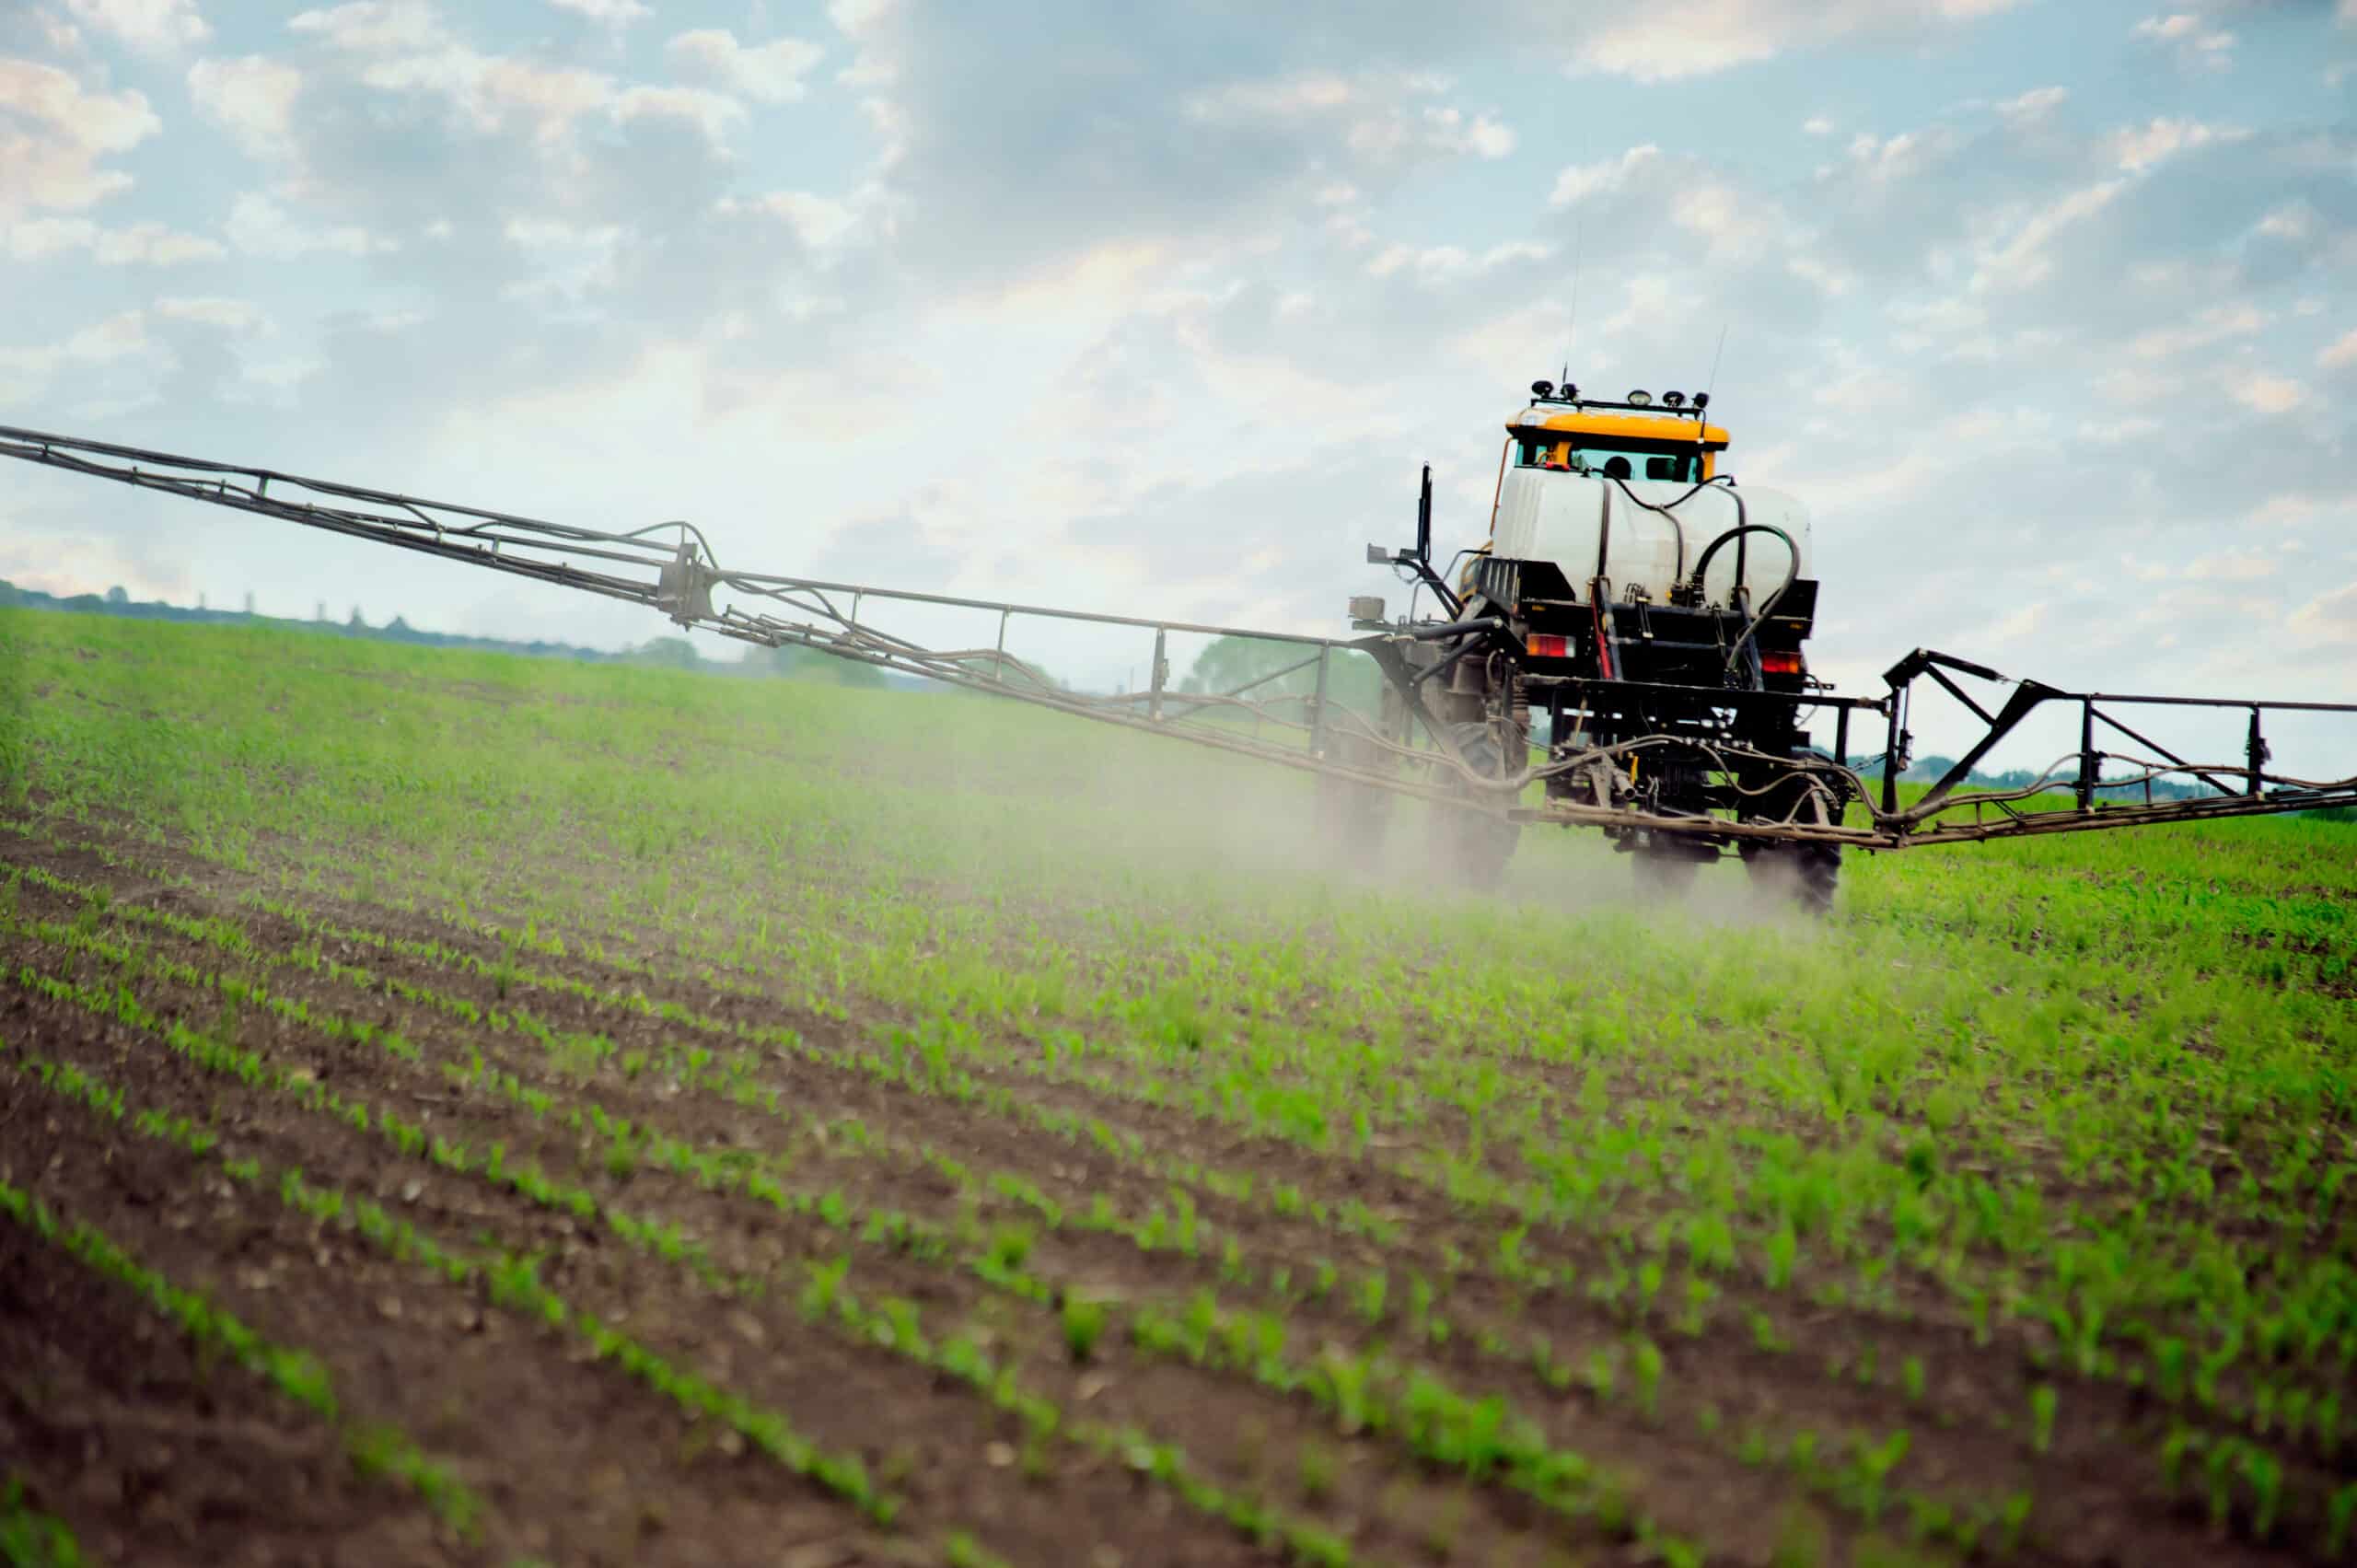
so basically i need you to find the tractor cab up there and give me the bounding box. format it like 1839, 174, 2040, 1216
1475, 377, 1771, 612
1499, 381, 1726, 495
1468, 375, 1808, 624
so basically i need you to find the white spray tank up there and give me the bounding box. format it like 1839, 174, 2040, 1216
1491, 470, 1811, 607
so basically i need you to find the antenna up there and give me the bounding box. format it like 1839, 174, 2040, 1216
1703, 323, 1728, 407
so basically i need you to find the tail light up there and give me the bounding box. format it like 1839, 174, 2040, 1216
1761, 650, 1805, 676
1526, 633, 1571, 658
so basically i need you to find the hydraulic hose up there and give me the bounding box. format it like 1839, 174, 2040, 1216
1687, 521, 1799, 675
1602, 475, 1713, 582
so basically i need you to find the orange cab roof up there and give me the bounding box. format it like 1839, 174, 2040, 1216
1508, 408, 1729, 447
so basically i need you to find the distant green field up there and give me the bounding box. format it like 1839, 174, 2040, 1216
1, 605, 2351, 1566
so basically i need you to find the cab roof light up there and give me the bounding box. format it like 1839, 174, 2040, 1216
1625, 389, 1652, 407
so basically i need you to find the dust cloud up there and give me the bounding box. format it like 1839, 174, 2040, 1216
836, 687, 1840, 937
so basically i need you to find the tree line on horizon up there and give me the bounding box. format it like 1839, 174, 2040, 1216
0, 579, 893, 686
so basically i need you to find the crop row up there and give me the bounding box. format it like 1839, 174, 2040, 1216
9, 938, 1585, 1564
0, 1062, 481, 1544
84, 854, 2343, 1475
15, 890, 2350, 1558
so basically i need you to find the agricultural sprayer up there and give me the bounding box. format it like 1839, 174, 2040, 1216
6, 379, 2353, 913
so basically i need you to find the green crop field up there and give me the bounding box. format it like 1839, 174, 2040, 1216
0, 605, 2351, 1568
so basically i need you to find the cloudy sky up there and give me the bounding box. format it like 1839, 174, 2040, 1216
4, 0, 2354, 762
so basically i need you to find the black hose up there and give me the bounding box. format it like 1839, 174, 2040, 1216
1400, 614, 1505, 643
1601, 474, 1728, 581
1412, 634, 1492, 689
1688, 522, 1800, 674
1688, 520, 1788, 590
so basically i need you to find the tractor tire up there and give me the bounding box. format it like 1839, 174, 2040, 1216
1740, 785, 1842, 916
1632, 843, 1701, 899
1439, 721, 1522, 884
1315, 729, 1393, 863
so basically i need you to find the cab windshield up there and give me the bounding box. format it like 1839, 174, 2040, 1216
1515, 436, 1705, 484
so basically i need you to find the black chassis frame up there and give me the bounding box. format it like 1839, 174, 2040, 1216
1357, 466, 1857, 854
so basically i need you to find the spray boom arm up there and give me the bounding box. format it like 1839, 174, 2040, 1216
5, 421, 2354, 851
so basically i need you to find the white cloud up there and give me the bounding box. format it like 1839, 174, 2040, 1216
1422, 105, 1515, 159
1180, 70, 1509, 168
31, 14, 84, 51
0, 308, 157, 409
2288, 582, 2357, 644
2131, 12, 2236, 70
224, 192, 389, 257
1187, 73, 1355, 120
64, 0, 208, 52
2317, 329, 2357, 371
2076, 415, 2163, 444
292, 14, 756, 150
1995, 86, 2067, 122
1810, 364, 1910, 413
502, 216, 621, 249
2225, 369, 2305, 415
1673, 180, 1794, 253
287, 1, 445, 53
1786, 253, 1858, 297
154, 296, 266, 331
1560, 0, 2028, 84
1365, 239, 1552, 285
352, 48, 618, 144
611, 86, 745, 144
94, 221, 226, 264
829, 0, 897, 87
1549, 145, 1661, 205
665, 29, 824, 104
1801, 114, 1835, 135
718, 192, 859, 250
2126, 301, 2265, 359
2103, 117, 2246, 172
547, 0, 647, 26
0, 217, 96, 260
1966, 180, 2121, 293
187, 56, 305, 160
2245, 492, 2344, 528
0, 60, 160, 218
2182, 549, 2277, 582
1844, 127, 1953, 183
15, 221, 222, 273
2254, 203, 2318, 242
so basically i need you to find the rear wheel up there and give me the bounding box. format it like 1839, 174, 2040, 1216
1315, 726, 1394, 864
1741, 781, 1842, 916
1632, 846, 1700, 898
1616, 755, 1713, 902
1439, 720, 1522, 883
